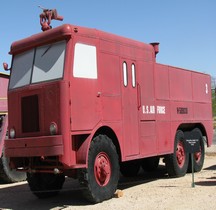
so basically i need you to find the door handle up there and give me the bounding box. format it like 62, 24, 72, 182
137, 83, 141, 110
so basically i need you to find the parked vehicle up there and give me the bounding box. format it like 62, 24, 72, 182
0, 72, 26, 183
4, 9, 213, 202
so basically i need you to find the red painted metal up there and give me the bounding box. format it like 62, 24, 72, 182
4, 23, 213, 175
94, 152, 111, 186
194, 146, 202, 163
176, 141, 186, 168
39, 7, 63, 31
5, 135, 63, 157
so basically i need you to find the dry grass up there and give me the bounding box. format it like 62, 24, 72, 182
214, 117, 216, 129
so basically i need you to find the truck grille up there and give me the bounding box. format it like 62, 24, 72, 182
21, 95, 40, 133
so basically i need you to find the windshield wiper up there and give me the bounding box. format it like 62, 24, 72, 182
41, 45, 52, 57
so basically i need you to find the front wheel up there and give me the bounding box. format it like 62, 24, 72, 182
165, 130, 189, 177
27, 173, 65, 198
79, 135, 119, 203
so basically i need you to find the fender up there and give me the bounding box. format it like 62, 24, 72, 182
75, 133, 94, 167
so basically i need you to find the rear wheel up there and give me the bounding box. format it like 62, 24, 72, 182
0, 150, 27, 183
165, 130, 189, 177
27, 173, 65, 198
79, 135, 119, 203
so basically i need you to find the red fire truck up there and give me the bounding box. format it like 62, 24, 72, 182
0, 72, 26, 183
4, 9, 213, 203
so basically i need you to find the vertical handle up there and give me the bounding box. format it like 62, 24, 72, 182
137, 83, 141, 110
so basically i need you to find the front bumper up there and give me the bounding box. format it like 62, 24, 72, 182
5, 135, 63, 157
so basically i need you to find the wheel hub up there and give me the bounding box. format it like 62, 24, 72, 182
94, 152, 111, 186
176, 141, 185, 168
194, 149, 201, 162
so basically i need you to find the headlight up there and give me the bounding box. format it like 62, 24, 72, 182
50, 122, 58, 135
10, 128, 16, 139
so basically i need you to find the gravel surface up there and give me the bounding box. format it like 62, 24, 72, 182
0, 146, 216, 210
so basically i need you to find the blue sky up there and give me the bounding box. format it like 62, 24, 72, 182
0, 0, 216, 78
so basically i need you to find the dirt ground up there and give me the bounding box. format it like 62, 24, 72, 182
0, 146, 216, 210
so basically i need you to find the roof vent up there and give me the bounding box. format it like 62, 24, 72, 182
150, 42, 160, 57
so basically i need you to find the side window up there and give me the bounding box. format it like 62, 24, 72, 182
73, 43, 97, 79
123, 61, 128, 86
131, 63, 136, 87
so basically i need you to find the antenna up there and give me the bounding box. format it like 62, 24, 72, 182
38, 6, 64, 31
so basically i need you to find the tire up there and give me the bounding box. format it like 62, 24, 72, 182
187, 128, 205, 172
0, 150, 27, 184
141, 157, 160, 172
120, 160, 140, 177
27, 173, 65, 198
165, 130, 189, 177
79, 135, 119, 203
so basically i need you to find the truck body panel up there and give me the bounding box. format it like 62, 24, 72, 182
4, 24, 213, 170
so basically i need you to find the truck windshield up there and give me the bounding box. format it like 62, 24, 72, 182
9, 40, 66, 89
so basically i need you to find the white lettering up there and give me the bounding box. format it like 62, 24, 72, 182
142, 105, 155, 114
150, 105, 155, 114
157, 106, 165, 114
205, 83, 208, 94
142, 105, 166, 115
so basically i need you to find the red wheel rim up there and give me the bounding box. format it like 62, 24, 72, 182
194, 146, 201, 162
176, 141, 185, 168
94, 152, 111, 186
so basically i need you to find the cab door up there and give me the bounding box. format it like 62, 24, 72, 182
70, 41, 101, 131
121, 59, 139, 158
